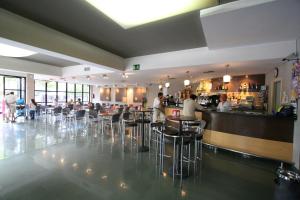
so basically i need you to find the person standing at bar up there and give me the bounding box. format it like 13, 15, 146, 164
183, 94, 203, 118
217, 94, 231, 112
152, 92, 165, 122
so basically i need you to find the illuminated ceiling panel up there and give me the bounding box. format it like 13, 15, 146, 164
86, 0, 218, 29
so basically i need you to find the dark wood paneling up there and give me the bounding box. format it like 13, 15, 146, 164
202, 111, 294, 143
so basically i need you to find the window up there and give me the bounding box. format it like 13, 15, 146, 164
0, 75, 26, 112
3, 76, 26, 99
34, 80, 46, 105
34, 81, 90, 106
83, 85, 90, 103
67, 83, 75, 103
57, 82, 66, 103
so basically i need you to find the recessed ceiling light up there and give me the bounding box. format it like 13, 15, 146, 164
86, 0, 217, 29
0, 43, 36, 57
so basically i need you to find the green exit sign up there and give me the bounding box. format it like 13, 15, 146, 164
133, 64, 140, 70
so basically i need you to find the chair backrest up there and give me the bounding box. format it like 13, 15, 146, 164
96, 103, 101, 110
122, 112, 131, 120
62, 107, 70, 115
111, 113, 121, 123
35, 105, 41, 115
68, 104, 74, 110
89, 110, 98, 119
76, 110, 86, 119
53, 106, 62, 114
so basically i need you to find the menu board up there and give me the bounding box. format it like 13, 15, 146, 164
115, 88, 127, 102
100, 88, 111, 101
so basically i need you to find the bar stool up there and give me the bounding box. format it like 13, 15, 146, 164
194, 120, 206, 160
149, 121, 164, 153
161, 128, 193, 183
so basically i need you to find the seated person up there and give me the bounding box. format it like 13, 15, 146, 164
88, 102, 94, 111
217, 94, 231, 112
29, 99, 37, 119
183, 94, 203, 118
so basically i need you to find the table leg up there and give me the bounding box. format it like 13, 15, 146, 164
138, 112, 149, 152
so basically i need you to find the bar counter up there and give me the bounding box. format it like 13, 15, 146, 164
165, 107, 294, 162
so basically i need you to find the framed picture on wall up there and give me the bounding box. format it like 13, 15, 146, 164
133, 87, 146, 102
115, 88, 127, 102
100, 88, 111, 101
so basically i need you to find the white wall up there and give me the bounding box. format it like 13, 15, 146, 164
26, 74, 34, 103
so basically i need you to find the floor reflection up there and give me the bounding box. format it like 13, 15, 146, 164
0, 119, 298, 200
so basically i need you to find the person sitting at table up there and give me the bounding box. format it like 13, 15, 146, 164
53, 98, 58, 107
77, 98, 83, 106
217, 94, 231, 112
88, 102, 94, 111
29, 99, 37, 120
153, 92, 165, 122
183, 94, 203, 118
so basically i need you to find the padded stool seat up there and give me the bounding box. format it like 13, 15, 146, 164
151, 122, 163, 127
135, 119, 151, 123
126, 122, 138, 127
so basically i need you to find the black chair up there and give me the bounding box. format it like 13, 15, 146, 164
122, 112, 138, 145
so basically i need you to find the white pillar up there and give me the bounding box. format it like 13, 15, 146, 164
26, 73, 34, 103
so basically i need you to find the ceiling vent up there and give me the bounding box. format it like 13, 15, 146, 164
84, 67, 91, 71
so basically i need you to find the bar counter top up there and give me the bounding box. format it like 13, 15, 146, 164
165, 107, 294, 162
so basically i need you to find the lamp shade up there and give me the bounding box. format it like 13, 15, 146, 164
223, 74, 231, 83
165, 82, 170, 88
158, 84, 162, 89
184, 79, 190, 86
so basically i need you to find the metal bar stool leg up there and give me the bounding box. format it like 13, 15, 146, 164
172, 137, 176, 183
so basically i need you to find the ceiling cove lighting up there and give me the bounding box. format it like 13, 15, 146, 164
86, 0, 217, 29
0, 43, 36, 57
223, 64, 231, 83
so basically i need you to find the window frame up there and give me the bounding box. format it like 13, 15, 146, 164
34, 81, 90, 106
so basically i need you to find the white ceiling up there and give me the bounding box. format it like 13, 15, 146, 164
201, 0, 300, 49
62, 58, 281, 86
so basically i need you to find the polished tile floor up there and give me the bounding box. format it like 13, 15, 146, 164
0, 118, 297, 200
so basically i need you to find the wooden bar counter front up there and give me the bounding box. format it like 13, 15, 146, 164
165, 107, 294, 163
